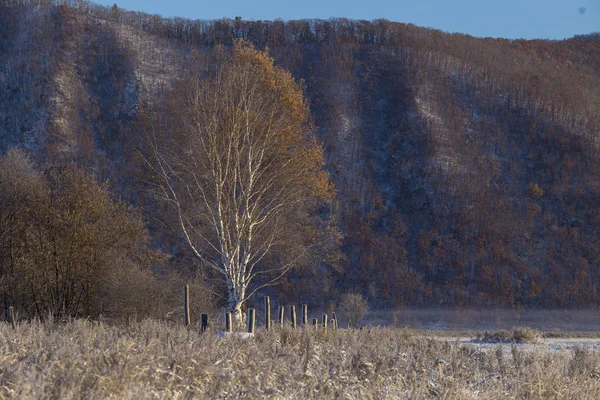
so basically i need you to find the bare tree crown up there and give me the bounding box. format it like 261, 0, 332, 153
144, 40, 333, 320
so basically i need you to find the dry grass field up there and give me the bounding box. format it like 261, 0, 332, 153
1, 319, 600, 399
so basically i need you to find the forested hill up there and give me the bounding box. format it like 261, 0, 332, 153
2, 1, 600, 308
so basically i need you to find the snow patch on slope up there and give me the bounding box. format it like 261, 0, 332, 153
49, 66, 81, 153
113, 23, 181, 107
414, 91, 465, 178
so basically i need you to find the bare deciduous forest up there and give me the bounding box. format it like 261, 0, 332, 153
1, 0, 600, 318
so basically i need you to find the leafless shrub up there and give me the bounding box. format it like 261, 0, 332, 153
512, 327, 541, 343
339, 292, 368, 328
476, 327, 541, 343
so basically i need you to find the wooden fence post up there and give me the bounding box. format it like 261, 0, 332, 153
225, 312, 233, 333
332, 312, 337, 330
8, 306, 15, 330
322, 314, 328, 331
278, 306, 284, 328
265, 296, 271, 330
290, 305, 297, 329
312, 318, 318, 328
200, 313, 208, 333
247, 308, 255, 334
302, 304, 308, 325
183, 284, 190, 328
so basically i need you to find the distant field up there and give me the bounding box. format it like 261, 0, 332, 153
2, 319, 600, 399
363, 308, 600, 332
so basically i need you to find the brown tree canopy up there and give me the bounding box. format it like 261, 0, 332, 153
0, 150, 158, 319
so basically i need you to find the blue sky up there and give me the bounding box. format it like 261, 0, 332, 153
95, 0, 599, 40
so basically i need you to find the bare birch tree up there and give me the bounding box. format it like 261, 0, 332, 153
143, 41, 333, 324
